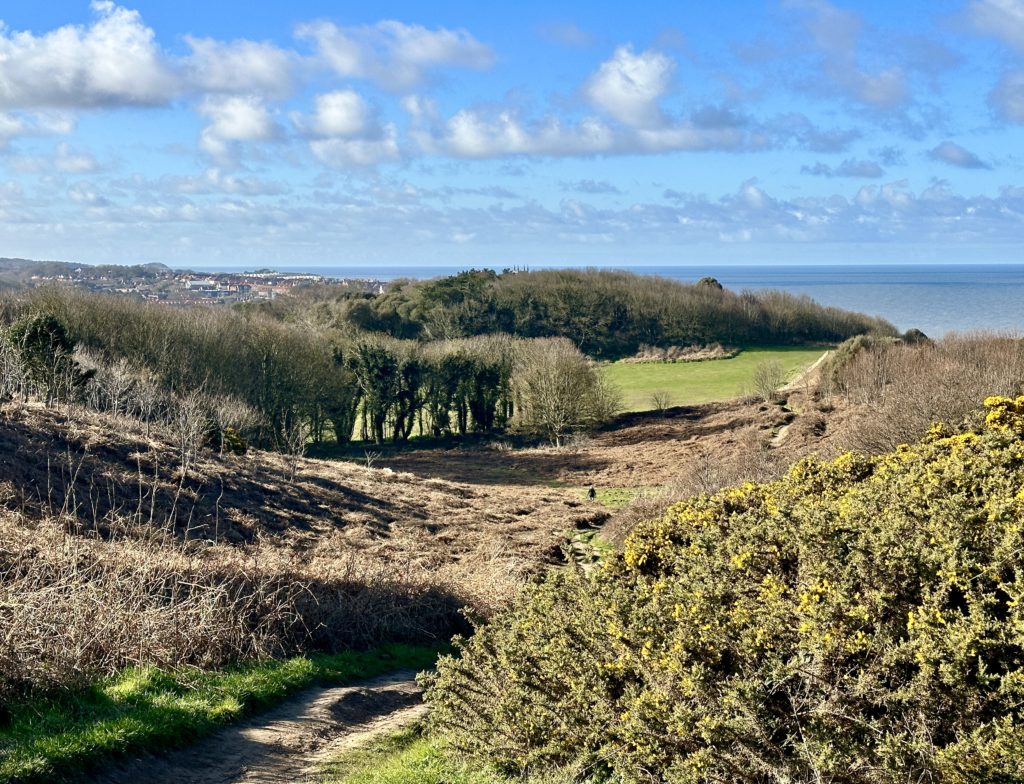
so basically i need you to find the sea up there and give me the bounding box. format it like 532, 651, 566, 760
191, 263, 1024, 337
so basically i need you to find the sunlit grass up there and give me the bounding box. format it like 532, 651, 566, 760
602, 346, 828, 412
0, 644, 441, 784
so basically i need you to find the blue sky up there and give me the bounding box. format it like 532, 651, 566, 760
0, 0, 1022, 268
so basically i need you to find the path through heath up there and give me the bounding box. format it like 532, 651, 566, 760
96, 670, 426, 784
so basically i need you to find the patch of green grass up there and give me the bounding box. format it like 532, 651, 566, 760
603, 346, 828, 412
318, 724, 586, 784
0, 644, 442, 784
319, 724, 501, 784
569, 486, 646, 508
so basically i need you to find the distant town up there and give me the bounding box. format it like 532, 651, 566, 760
0, 258, 386, 305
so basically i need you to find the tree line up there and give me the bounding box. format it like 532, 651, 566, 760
251, 268, 898, 359
0, 289, 615, 451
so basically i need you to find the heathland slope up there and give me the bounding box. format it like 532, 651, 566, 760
425, 396, 1024, 783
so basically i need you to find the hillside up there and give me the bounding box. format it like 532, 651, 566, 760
425, 396, 1024, 782
1, 402, 609, 575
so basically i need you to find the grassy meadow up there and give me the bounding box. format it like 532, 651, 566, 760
602, 346, 828, 412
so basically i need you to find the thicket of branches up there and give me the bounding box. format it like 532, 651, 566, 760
254, 268, 897, 359
0, 288, 616, 450
826, 332, 1024, 452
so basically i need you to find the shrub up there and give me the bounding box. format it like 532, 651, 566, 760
831, 333, 1024, 452
512, 338, 620, 445
425, 398, 1024, 782
752, 358, 786, 402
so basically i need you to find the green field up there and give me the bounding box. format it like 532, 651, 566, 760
602, 346, 828, 412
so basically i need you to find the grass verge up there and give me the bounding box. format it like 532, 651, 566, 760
0, 644, 442, 784
602, 346, 828, 411
318, 724, 500, 784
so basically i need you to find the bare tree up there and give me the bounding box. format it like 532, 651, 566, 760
650, 389, 674, 416
513, 338, 620, 446
752, 359, 786, 403
171, 390, 209, 474
283, 415, 308, 482
0, 329, 26, 402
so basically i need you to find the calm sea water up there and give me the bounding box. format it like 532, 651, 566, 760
194, 263, 1024, 337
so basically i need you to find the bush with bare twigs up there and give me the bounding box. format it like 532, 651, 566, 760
830, 332, 1024, 452
0, 507, 466, 699
752, 358, 786, 402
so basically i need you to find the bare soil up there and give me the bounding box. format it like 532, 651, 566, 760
96, 671, 426, 784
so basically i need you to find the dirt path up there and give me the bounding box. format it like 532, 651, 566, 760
96, 670, 426, 784
781, 350, 832, 394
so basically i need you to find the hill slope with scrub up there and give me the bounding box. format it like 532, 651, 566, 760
426, 396, 1024, 783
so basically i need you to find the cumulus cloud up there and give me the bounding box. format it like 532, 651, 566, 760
183, 37, 296, 97
784, 0, 907, 109
433, 110, 615, 158
0, 112, 74, 151
802, 158, 885, 178
968, 0, 1024, 52
296, 20, 494, 90
308, 129, 400, 168
67, 182, 108, 206
928, 140, 991, 169
292, 90, 400, 167
197, 95, 282, 160
407, 99, 870, 160
305, 90, 372, 138
583, 46, 674, 127
0, 1, 178, 109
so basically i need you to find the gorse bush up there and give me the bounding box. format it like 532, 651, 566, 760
425, 397, 1024, 783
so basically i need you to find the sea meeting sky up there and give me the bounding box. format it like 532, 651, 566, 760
0, 1, 1023, 268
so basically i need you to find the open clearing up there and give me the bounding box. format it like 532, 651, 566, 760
602, 346, 828, 411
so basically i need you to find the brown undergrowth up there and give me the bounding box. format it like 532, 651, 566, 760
0, 402, 605, 698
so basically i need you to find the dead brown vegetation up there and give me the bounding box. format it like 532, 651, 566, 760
829, 332, 1024, 452
0, 398, 619, 697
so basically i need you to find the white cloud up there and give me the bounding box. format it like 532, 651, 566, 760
583, 46, 674, 127
968, 0, 1024, 51
802, 158, 885, 178
292, 90, 399, 167
0, 112, 74, 150
435, 110, 615, 157
167, 168, 290, 196
183, 36, 296, 97
307, 90, 371, 138
929, 140, 991, 169
0, 2, 178, 109
0, 114, 28, 149
197, 95, 281, 160
410, 100, 794, 159
53, 143, 99, 173
309, 126, 401, 168
67, 182, 108, 206
296, 20, 494, 90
